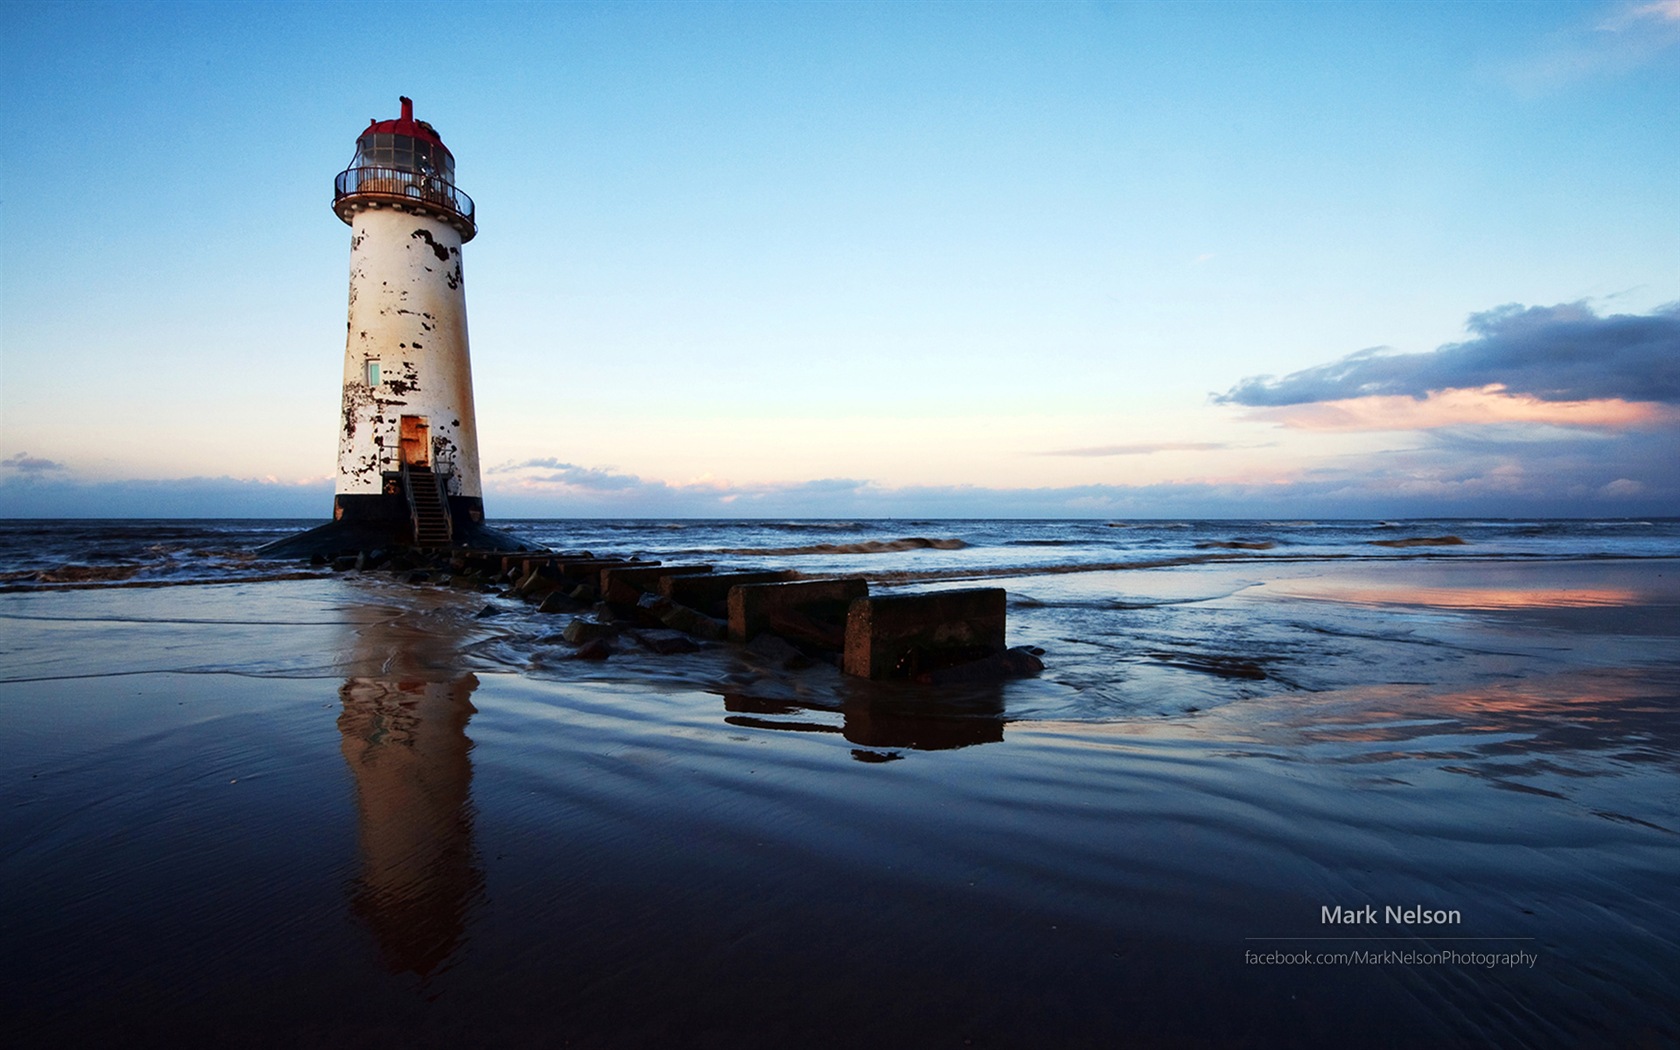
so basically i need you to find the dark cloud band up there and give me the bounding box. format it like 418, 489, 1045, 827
1218, 301, 1680, 407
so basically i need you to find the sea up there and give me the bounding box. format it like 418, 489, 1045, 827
4, 516, 1678, 591
2, 517, 1678, 1046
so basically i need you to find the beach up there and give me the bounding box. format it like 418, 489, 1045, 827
2, 520, 1677, 1046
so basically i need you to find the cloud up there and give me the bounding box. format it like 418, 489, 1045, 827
3, 452, 67, 474
490, 458, 882, 514
1505, 1, 1680, 91
1323, 421, 1680, 510
1240, 390, 1679, 433
479, 431, 1680, 519
493, 458, 653, 492
1038, 442, 1231, 457
1208, 299, 1680, 514
0, 474, 331, 518
1218, 301, 1680, 409
1599, 1, 1680, 33
6, 454, 1675, 519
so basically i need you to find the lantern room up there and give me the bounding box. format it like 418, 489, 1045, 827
333, 96, 475, 241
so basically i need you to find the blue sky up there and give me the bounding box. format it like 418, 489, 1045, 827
2, 0, 1677, 518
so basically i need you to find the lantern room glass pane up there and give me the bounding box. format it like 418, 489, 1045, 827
351, 131, 454, 181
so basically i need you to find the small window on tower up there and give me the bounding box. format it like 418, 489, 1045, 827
366, 361, 381, 386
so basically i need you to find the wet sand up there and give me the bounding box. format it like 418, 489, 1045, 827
1, 558, 1677, 1047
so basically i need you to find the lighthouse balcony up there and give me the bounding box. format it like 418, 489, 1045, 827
334, 166, 476, 241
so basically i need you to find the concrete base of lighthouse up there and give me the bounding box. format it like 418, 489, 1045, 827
258, 493, 536, 559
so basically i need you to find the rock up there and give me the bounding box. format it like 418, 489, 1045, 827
474, 603, 501, 618
658, 602, 700, 633
744, 633, 813, 670
331, 555, 357, 573
657, 603, 729, 640
571, 638, 613, 660
562, 618, 616, 644
537, 591, 574, 614
569, 584, 597, 602
633, 629, 701, 655
690, 614, 729, 641
407, 570, 431, 584
512, 570, 543, 596
912, 646, 1046, 685
637, 592, 675, 616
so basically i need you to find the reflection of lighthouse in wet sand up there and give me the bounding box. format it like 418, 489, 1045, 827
339, 669, 482, 977
264, 97, 524, 557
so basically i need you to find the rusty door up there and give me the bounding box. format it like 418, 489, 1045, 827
398, 415, 430, 466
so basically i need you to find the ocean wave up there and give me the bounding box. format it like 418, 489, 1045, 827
757, 521, 877, 532
705, 537, 970, 557
0, 568, 331, 592
864, 553, 1256, 584
1195, 540, 1277, 551
1368, 535, 1467, 548
0, 564, 145, 584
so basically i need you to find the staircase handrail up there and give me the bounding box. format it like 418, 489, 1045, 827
401, 462, 422, 542
430, 468, 454, 542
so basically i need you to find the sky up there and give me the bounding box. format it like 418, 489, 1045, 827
2, 0, 1677, 519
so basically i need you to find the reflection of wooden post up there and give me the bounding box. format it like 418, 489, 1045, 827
339, 672, 480, 977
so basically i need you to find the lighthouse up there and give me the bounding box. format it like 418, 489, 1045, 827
265, 97, 525, 557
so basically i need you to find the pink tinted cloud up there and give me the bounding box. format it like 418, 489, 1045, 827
1240, 387, 1678, 433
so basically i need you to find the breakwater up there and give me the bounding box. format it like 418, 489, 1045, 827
318, 545, 1045, 684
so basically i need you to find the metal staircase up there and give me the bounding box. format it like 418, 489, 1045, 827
403, 464, 453, 547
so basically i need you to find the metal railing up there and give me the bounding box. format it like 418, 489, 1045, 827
334, 165, 475, 229
401, 462, 421, 540
432, 447, 458, 491
376, 440, 457, 490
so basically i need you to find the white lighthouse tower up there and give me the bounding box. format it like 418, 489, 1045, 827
264, 97, 524, 557
331, 95, 484, 544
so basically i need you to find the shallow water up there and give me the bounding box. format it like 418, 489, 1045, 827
1, 523, 1678, 1046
